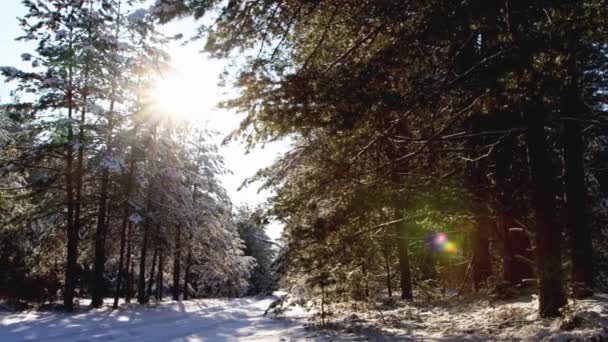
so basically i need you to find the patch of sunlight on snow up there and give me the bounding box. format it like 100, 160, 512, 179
116, 315, 130, 322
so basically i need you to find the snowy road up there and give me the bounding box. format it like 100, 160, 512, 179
0, 297, 320, 342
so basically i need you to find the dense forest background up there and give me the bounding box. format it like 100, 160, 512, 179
1, 0, 608, 323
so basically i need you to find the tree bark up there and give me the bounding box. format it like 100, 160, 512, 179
63, 32, 77, 312
137, 223, 149, 304
525, 105, 567, 317
91, 167, 110, 308
472, 211, 492, 290
394, 218, 413, 300
146, 247, 158, 301
91, 0, 123, 307
562, 85, 594, 297
125, 222, 133, 303
113, 140, 137, 308
157, 251, 164, 301
183, 247, 192, 300
495, 133, 533, 285
172, 224, 181, 301
382, 237, 393, 298
137, 190, 152, 304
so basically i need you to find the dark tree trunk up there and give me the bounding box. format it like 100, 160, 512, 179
113, 140, 137, 308
64, 154, 77, 312
465, 113, 493, 291
172, 224, 181, 301
183, 248, 192, 300
92, 4, 123, 307
495, 134, 533, 285
137, 176, 155, 305
157, 251, 164, 301
394, 219, 413, 300
146, 247, 158, 301
91, 168, 110, 308
137, 223, 149, 304
525, 106, 567, 317
382, 237, 393, 298
125, 222, 133, 303
361, 263, 370, 299
472, 212, 493, 290
113, 212, 129, 309
63, 55, 77, 312
562, 85, 594, 297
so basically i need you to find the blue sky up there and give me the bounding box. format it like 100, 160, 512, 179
0, 2, 287, 239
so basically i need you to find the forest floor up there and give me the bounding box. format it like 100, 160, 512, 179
0, 292, 607, 341
272, 291, 608, 341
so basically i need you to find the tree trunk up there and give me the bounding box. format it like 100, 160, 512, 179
183, 248, 192, 300
63, 42, 77, 312
525, 106, 567, 317
172, 224, 181, 301
64, 144, 77, 312
146, 247, 158, 301
114, 214, 128, 309
91, 0, 123, 310
320, 284, 326, 327
382, 237, 393, 298
91, 168, 110, 308
125, 222, 133, 303
137, 192, 152, 304
361, 263, 369, 299
157, 251, 164, 301
562, 85, 594, 297
113, 141, 137, 308
395, 219, 413, 300
472, 212, 492, 290
495, 134, 533, 285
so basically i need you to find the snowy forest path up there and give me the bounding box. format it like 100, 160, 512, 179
0, 296, 326, 341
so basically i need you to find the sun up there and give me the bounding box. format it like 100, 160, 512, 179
149, 70, 212, 123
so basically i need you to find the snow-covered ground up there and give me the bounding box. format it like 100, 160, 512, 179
0, 297, 324, 342
274, 292, 608, 341
1, 293, 607, 341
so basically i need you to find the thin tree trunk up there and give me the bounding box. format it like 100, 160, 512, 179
563, 85, 594, 297
472, 212, 492, 290
146, 247, 158, 301
382, 237, 392, 298
137, 225, 149, 304
113, 154, 137, 308
125, 222, 133, 303
361, 263, 369, 299
321, 284, 326, 327
394, 218, 413, 300
496, 134, 517, 284
91, 0, 122, 308
72, 0, 94, 309
91, 167, 110, 308
183, 248, 192, 300
173, 224, 181, 301
525, 105, 567, 317
114, 211, 129, 308
137, 196, 151, 304
63, 28, 77, 312
495, 133, 533, 285
157, 251, 164, 301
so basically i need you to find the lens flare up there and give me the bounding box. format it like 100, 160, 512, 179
443, 241, 458, 253
426, 232, 458, 254
434, 232, 447, 245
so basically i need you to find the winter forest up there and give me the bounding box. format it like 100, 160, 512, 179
0, 0, 607, 341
